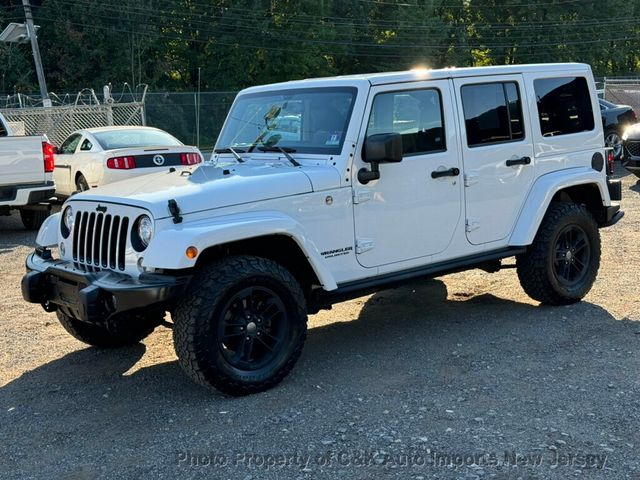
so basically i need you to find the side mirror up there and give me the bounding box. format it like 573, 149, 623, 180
359, 133, 403, 184
363, 133, 403, 164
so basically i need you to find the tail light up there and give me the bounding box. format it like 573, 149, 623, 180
632, 110, 637, 121
42, 141, 55, 173
607, 149, 615, 175
181, 152, 202, 165
107, 156, 136, 169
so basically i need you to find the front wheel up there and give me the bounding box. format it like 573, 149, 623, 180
517, 202, 601, 305
173, 256, 307, 396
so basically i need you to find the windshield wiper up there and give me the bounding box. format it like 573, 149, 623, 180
257, 146, 301, 167
214, 147, 245, 163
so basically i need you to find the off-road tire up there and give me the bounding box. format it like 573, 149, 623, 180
56, 310, 163, 348
75, 174, 90, 193
173, 256, 308, 396
19, 208, 49, 230
517, 202, 600, 305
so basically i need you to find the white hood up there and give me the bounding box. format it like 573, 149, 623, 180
69, 161, 341, 219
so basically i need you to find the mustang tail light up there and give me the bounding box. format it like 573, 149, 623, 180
42, 141, 55, 173
181, 152, 202, 165
632, 110, 637, 121
107, 156, 137, 169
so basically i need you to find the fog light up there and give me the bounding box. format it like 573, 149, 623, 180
186, 246, 198, 259
137, 257, 145, 273
59, 242, 65, 256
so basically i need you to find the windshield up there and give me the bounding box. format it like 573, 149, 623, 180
217, 87, 357, 155
93, 129, 182, 150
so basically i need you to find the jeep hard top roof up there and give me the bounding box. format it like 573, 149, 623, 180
240, 63, 591, 94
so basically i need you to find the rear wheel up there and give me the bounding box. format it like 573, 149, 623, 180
173, 256, 307, 396
75, 174, 89, 193
605, 130, 622, 159
19, 208, 49, 230
517, 202, 600, 305
56, 310, 163, 348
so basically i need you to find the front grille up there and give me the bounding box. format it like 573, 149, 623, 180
72, 211, 129, 271
625, 141, 640, 157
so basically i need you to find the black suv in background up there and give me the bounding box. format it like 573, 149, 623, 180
600, 98, 637, 158
621, 122, 640, 178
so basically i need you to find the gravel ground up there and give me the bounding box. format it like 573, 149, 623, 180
1, 167, 639, 480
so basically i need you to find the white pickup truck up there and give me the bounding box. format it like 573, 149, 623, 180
0, 113, 56, 229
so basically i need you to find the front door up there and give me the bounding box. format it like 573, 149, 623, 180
453, 75, 535, 245
352, 80, 462, 268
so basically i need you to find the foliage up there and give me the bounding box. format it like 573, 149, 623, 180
1, 0, 638, 95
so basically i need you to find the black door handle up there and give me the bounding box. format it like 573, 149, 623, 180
506, 156, 531, 167
431, 167, 460, 179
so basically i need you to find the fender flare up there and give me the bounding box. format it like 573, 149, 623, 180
35, 212, 60, 248
143, 210, 338, 290
509, 167, 609, 246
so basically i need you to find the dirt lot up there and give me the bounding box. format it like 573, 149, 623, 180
1, 168, 639, 480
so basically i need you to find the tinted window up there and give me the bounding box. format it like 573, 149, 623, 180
367, 89, 445, 155
93, 129, 181, 150
461, 82, 524, 147
59, 134, 82, 154
80, 139, 93, 151
534, 77, 594, 137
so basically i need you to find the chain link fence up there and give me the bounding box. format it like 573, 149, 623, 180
604, 78, 640, 112
0, 101, 146, 146
0, 89, 237, 153
144, 91, 237, 154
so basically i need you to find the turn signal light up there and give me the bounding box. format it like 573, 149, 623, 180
181, 152, 202, 165
107, 156, 136, 169
186, 246, 198, 259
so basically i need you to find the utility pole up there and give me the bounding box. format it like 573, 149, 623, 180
22, 0, 50, 107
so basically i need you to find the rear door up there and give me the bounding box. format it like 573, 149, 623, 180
453, 75, 535, 245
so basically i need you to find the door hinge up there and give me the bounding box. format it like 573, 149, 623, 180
464, 172, 479, 187
465, 219, 480, 232
355, 238, 374, 254
353, 190, 372, 204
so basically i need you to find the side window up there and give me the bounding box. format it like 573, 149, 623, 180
367, 88, 445, 156
461, 82, 525, 147
59, 134, 82, 154
534, 77, 594, 137
80, 138, 93, 151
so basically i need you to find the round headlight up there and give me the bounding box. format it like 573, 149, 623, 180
61, 206, 74, 238
137, 215, 153, 248
63, 206, 74, 230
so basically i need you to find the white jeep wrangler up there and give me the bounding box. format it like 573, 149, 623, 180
22, 63, 623, 395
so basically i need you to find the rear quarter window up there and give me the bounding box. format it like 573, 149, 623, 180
534, 77, 594, 137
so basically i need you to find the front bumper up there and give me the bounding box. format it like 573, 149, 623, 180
22, 250, 191, 323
